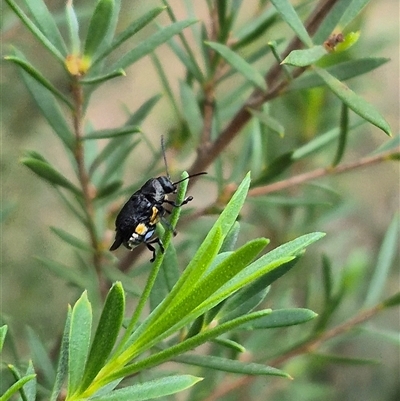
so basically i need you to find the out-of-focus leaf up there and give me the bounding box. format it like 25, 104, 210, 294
383, 292, 400, 308
175, 354, 289, 377
21, 158, 81, 195
0, 325, 8, 352
239, 308, 317, 329
250, 151, 294, 187
5, 0, 65, 64
338, 0, 370, 29
84, 125, 141, 140
67, 291, 92, 397
27, 327, 55, 387
270, 0, 313, 47
95, 180, 123, 200
80, 282, 125, 393
50, 308, 71, 401
249, 109, 285, 137
282, 46, 327, 67
292, 121, 364, 160
112, 19, 197, 71
80, 68, 126, 85
21, 360, 36, 401
311, 353, 379, 365
90, 375, 202, 401
331, 103, 349, 166
12, 49, 75, 149
179, 80, 203, 137
5, 56, 73, 108
364, 213, 399, 307
22, 0, 67, 55
233, 7, 278, 50
36, 257, 89, 288
371, 135, 400, 155
84, 0, 114, 62
313, 66, 392, 136
50, 227, 93, 252
93, 6, 166, 65
288, 58, 389, 92
205, 41, 267, 91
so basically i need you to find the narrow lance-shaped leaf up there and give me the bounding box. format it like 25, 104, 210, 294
0, 374, 37, 401
175, 354, 288, 377
50, 226, 93, 252
5, 0, 65, 64
90, 375, 203, 401
84, 0, 114, 63
112, 19, 198, 71
22, 0, 67, 55
92, 6, 166, 66
80, 69, 126, 85
288, 57, 389, 92
67, 291, 92, 397
79, 282, 125, 393
205, 41, 267, 91
314, 66, 392, 136
332, 102, 349, 166
270, 0, 313, 47
282, 46, 327, 67
83, 125, 141, 140
0, 325, 7, 352
50, 308, 71, 401
21, 158, 81, 195
65, 0, 81, 54
5, 56, 73, 108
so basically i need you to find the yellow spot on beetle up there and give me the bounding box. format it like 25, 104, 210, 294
135, 223, 148, 235
150, 206, 160, 225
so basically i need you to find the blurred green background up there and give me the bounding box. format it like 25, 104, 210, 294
1, 0, 399, 400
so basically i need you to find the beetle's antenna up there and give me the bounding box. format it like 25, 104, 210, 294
161, 135, 170, 179
173, 171, 207, 185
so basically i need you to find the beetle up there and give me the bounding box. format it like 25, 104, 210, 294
110, 138, 206, 262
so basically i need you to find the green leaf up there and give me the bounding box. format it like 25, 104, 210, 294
22, 0, 67, 55
84, 0, 114, 61
90, 375, 202, 401
282, 46, 327, 67
338, 0, 370, 30
0, 374, 37, 401
382, 292, 400, 308
270, 0, 313, 47
93, 6, 166, 65
84, 125, 141, 140
288, 58, 389, 92
21, 158, 81, 195
112, 19, 197, 71
179, 80, 203, 137
311, 353, 379, 365
205, 41, 266, 91
22, 361, 36, 401
5, 55, 73, 108
65, 0, 80, 54
80, 283, 125, 393
251, 151, 294, 187
50, 308, 71, 401
176, 354, 288, 377
50, 226, 93, 252
68, 291, 92, 397
331, 103, 349, 166
0, 325, 8, 352
27, 327, 55, 387
249, 109, 285, 137
80, 68, 126, 85
313, 66, 392, 135
37, 256, 88, 289
95, 180, 123, 200
5, 0, 65, 64
11, 49, 74, 149
364, 213, 399, 307
239, 308, 317, 329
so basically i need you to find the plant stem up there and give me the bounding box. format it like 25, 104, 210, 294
70, 78, 102, 274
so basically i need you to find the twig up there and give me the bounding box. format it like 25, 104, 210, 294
188, 0, 342, 182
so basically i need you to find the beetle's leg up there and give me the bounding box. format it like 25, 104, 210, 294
164, 196, 193, 208
146, 237, 165, 262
